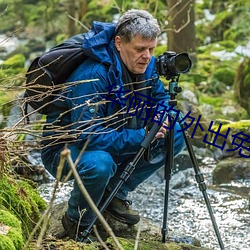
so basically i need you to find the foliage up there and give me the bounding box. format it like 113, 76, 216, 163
196, 0, 250, 46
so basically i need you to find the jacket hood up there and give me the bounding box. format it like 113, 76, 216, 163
82, 21, 116, 65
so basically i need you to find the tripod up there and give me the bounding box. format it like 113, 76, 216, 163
161, 78, 225, 249
82, 77, 225, 250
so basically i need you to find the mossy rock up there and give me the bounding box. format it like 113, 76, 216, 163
205, 119, 250, 157
212, 119, 250, 135
0, 174, 47, 239
106, 237, 210, 250
198, 91, 249, 122
0, 209, 24, 250
213, 67, 235, 86
213, 157, 250, 184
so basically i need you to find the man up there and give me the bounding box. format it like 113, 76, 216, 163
41, 9, 185, 241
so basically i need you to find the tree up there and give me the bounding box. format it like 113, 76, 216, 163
166, 0, 196, 62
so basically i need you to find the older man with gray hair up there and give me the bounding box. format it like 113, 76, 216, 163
41, 9, 185, 241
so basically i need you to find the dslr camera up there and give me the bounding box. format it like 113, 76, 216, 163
156, 51, 192, 79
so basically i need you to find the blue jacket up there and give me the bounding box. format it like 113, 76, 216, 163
44, 21, 170, 156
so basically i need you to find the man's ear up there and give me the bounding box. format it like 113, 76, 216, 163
115, 36, 122, 51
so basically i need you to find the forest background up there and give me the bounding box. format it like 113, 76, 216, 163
0, 0, 250, 249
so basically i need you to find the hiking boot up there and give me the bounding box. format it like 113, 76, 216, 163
61, 213, 97, 243
105, 196, 140, 225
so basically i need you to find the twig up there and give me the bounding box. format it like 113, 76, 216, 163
93, 225, 110, 250
134, 218, 142, 250
68, 14, 89, 31
61, 148, 124, 250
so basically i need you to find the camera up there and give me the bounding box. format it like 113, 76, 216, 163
156, 51, 192, 79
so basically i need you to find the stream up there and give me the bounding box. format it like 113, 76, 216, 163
38, 156, 250, 250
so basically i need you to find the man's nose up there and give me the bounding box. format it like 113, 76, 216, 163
142, 49, 151, 59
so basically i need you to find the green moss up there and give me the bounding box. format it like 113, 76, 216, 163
212, 120, 250, 133
7, 228, 24, 249
217, 40, 237, 51
0, 209, 21, 229
199, 95, 224, 107
0, 175, 47, 239
0, 209, 24, 249
1, 54, 25, 69
213, 67, 235, 86
0, 235, 16, 250
0, 54, 26, 86
105, 237, 206, 250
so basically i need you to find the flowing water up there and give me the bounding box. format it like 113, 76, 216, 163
38, 157, 250, 250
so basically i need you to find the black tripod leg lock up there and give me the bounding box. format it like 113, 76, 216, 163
195, 172, 207, 192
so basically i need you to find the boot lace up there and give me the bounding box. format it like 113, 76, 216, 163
123, 200, 132, 209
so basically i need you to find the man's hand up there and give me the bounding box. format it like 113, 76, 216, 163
154, 115, 169, 140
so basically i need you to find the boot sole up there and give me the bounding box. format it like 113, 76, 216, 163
105, 210, 140, 225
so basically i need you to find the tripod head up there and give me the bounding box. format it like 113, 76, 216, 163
168, 76, 182, 104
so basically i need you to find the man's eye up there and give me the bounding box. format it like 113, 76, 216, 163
136, 48, 144, 52
149, 48, 154, 53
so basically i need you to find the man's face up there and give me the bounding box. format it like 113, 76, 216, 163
115, 35, 157, 74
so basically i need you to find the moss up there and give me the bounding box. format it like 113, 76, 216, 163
0, 175, 47, 239
7, 228, 24, 249
0, 209, 21, 229
0, 209, 24, 249
0, 235, 16, 250
0, 54, 26, 86
199, 94, 224, 107
217, 40, 237, 51
213, 67, 235, 86
1, 54, 25, 69
105, 237, 207, 250
212, 120, 250, 133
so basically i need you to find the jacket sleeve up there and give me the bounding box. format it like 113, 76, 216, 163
65, 61, 146, 156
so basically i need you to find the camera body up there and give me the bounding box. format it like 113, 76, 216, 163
156, 51, 192, 79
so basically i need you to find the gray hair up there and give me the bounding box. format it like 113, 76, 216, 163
115, 9, 161, 43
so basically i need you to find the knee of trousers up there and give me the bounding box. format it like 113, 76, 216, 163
77, 150, 117, 182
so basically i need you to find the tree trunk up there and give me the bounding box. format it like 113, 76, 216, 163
78, 0, 88, 20
167, 0, 196, 62
67, 0, 77, 36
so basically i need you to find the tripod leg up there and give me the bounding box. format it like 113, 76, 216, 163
182, 129, 225, 250
162, 116, 174, 243
81, 118, 166, 240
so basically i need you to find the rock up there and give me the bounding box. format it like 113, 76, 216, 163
44, 201, 212, 250
170, 168, 193, 189
213, 157, 250, 184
